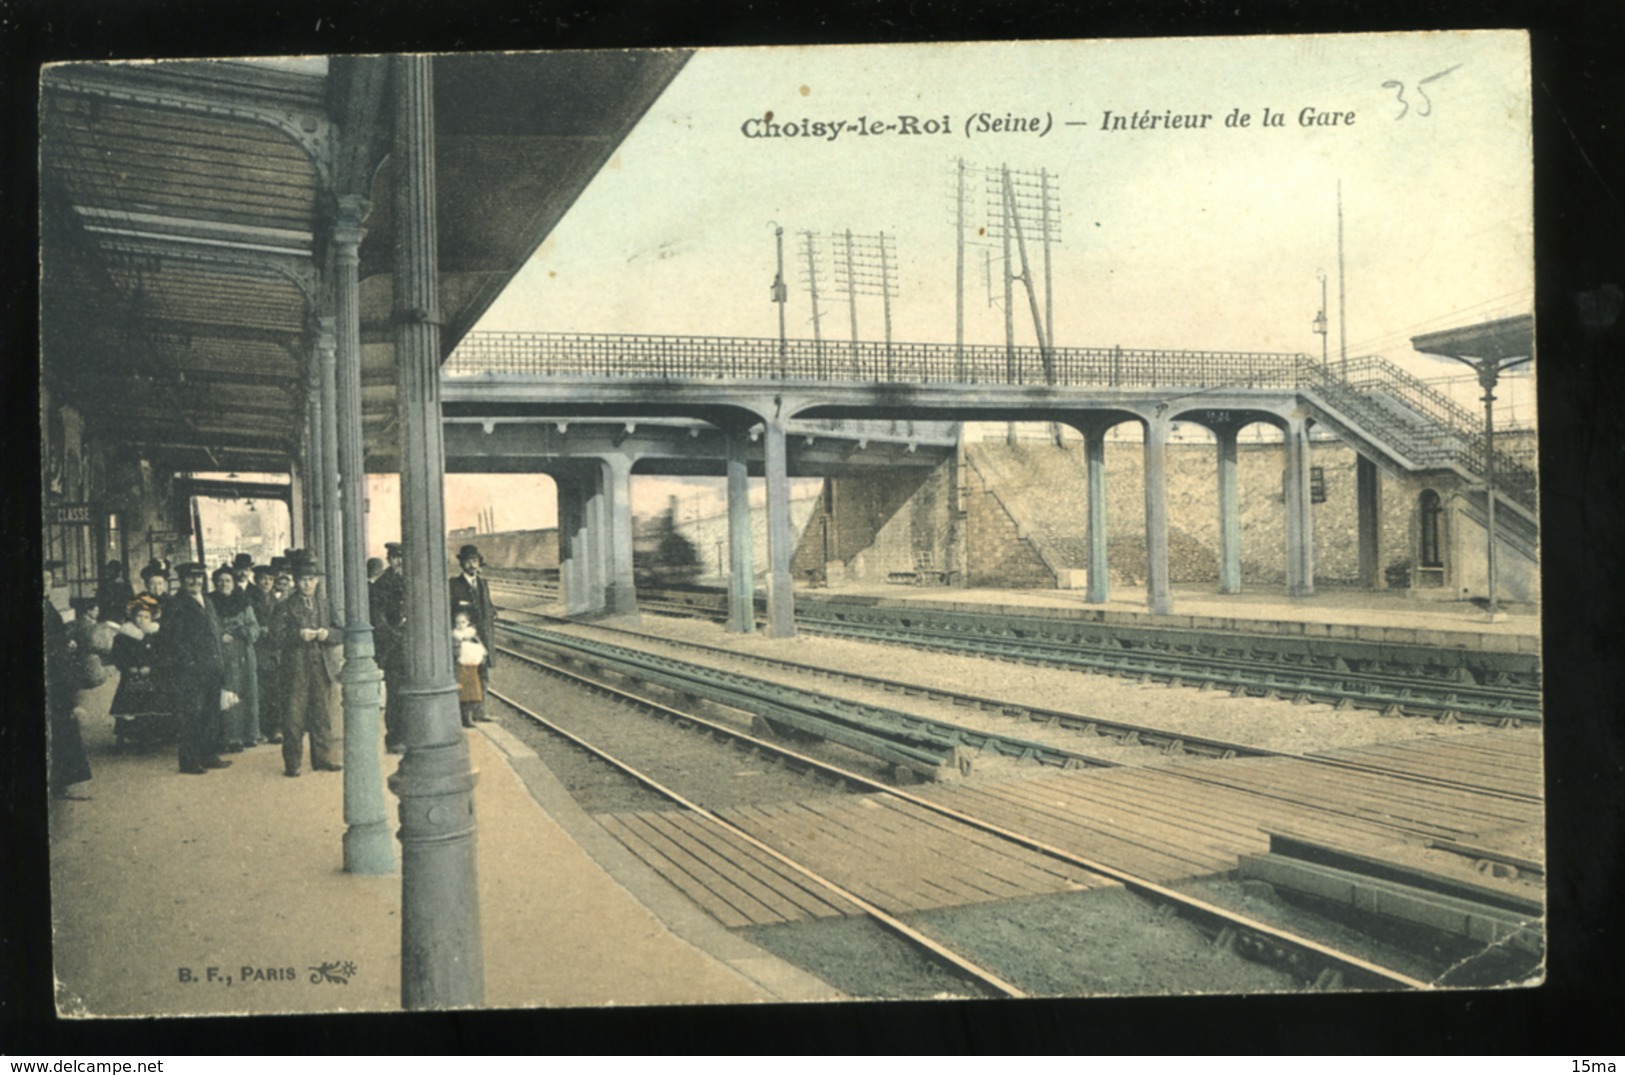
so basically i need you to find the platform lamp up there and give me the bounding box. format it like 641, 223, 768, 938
1312, 270, 1329, 370
1410, 315, 1534, 622
769, 222, 788, 378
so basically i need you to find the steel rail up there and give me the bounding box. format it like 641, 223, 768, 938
485, 658, 1031, 999
491, 637, 1434, 991
487, 575, 1541, 718
794, 614, 1540, 726
499, 618, 1125, 776
495, 606, 1541, 805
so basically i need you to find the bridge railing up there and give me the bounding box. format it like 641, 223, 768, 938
445, 330, 1307, 389
445, 331, 1533, 507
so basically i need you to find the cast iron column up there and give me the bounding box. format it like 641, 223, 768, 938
332, 196, 394, 875
288, 459, 306, 553
1143, 413, 1173, 615
318, 320, 346, 623
762, 417, 795, 637
1216, 424, 1241, 594
387, 54, 484, 1010
1084, 423, 1110, 604
603, 453, 638, 617
725, 428, 757, 633
305, 357, 327, 561
1479, 369, 1500, 617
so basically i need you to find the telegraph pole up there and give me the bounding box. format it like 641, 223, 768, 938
1001, 168, 1016, 443
798, 230, 824, 377
1041, 167, 1055, 358
843, 229, 858, 373
1337, 181, 1348, 379
879, 229, 894, 378
831, 229, 897, 380
955, 157, 967, 379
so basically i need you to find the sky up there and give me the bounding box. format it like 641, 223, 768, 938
430, 32, 1534, 545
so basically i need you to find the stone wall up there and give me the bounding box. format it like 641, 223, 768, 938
448, 529, 560, 572
963, 455, 1056, 588
791, 464, 960, 583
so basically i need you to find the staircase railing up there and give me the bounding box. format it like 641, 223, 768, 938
1295, 356, 1536, 511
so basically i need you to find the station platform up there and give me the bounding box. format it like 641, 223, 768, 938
47, 677, 841, 1017
801, 582, 1542, 655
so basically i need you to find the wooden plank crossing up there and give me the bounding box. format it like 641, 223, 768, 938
1308, 730, 1543, 800
592, 732, 1544, 929
594, 795, 1105, 926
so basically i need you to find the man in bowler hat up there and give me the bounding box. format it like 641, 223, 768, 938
448, 544, 495, 722
166, 561, 235, 774
271, 553, 343, 776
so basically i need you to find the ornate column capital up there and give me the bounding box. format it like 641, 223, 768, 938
331, 195, 370, 260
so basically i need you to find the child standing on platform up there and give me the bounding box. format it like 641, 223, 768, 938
452, 609, 487, 729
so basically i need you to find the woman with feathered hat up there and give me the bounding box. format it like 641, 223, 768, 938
110, 594, 171, 750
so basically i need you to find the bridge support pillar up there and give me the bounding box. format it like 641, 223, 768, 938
386, 53, 484, 1012
1083, 423, 1110, 604
763, 419, 795, 638
1357, 454, 1382, 589
1216, 424, 1242, 594
603, 454, 638, 618
557, 471, 594, 616
1143, 413, 1173, 615
726, 430, 756, 633
1284, 417, 1316, 597
586, 463, 610, 612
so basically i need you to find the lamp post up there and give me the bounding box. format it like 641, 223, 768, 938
1312, 270, 1329, 370
770, 222, 787, 378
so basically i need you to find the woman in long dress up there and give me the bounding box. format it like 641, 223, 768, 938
109, 594, 170, 750
208, 565, 261, 752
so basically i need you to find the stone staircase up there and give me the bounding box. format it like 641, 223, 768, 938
965, 442, 1091, 572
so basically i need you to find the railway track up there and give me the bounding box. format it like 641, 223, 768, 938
488, 575, 1540, 728
488, 633, 1449, 994
494, 607, 1541, 806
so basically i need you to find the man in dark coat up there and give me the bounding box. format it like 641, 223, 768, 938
369, 541, 407, 753
248, 563, 282, 744
45, 559, 92, 798
271, 554, 343, 777
448, 543, 495, 722
95, 560, 135, 624
165, 561, 233, 775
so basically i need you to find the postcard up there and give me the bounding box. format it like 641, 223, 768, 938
40, 31, 1538, 1017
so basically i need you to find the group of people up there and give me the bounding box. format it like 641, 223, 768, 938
369, 541, 496, 752
45, 541, 498, 795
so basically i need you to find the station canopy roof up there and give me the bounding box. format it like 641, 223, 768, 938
1410, 313, 1534, 364
40, 51, 690, 474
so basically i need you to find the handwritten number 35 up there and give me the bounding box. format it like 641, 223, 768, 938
1383, 65, 1462, 119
